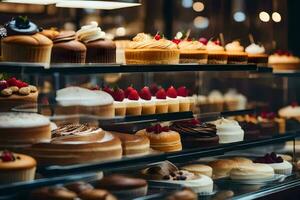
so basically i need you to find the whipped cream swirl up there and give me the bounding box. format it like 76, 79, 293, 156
76, 21, 105, 43
206, 41, 224, 51
212, 118, 244, 143
178, 40, 206, 50
245, 43, 265, 54
225, 41, 244, 52
129, 33, 178, 49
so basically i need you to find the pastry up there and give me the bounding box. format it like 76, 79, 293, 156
206, 41, 228, 64
166, 86, 180, 113
139, 86, 156, 115
0, 112, 51, 148
230, 163, 274, 180
30, 186, 78, 200
207, 90, 224, 112
181, 164, 213, 177
279, 103, 300, 130
197, 95, 211, 113
211, 118, 244, 143
76, 21, 116, 63
124, 87, 142, 116
55, 87, 115, 117
177, 38, 208, 64
50, 30, 87, 63
95, 175, 148, 199
2, 16, 52, 63
113, 132, 150, 157
25, 124, 122, 165
0, 77, 38, 112
225, 41, 248, 64
154, 88, 169, 114
245, 43, 268, 66
0, 150, 36, 184
110, 87, 126, 116
224, 89, 247, 111
166, 188, 197, 200
254, 152, 293, 175
136, 124, 182, 152
125, 33, 180, 64
230, 157, 253, 165
269, 50, 300, 71
208, 159, 237, 179
177, 86, 190, 112
170, 119, 219, 148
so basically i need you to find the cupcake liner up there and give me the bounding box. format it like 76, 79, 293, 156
142, 105, 156, 115
179, 102, 190, 112
115, 107, 126, 116
156, 104, 168, 114
168, 103, 180, 113
272, 167, 292, 175
2, 43, 52, 63
126, 106, 142, 116
0, 167, 36, 184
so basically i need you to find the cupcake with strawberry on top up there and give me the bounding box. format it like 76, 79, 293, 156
124, 86, 142, 116
166, 86, 180, 113
154, 88, 169, 114
177, 86, 190, 112
139, 86, 156, 115
110, 87, 126, 116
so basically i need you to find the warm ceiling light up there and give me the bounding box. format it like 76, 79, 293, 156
272, 12, 281, 22
259, 11, 270, 22
193, 2, 204, 12
2, 0, 59, 4
56, 1, 141, 10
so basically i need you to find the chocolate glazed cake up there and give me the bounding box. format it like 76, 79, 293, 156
170, 119, 219, 148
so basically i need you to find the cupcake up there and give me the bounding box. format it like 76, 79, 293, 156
0, 150, 36, 184
177, 86, 190, 112
176, 37, 208, 64
224, 89, 247, 111
225, 41, 248, 64
189, 94, 197, 113
136, 124, 182, 152
245, 43, 268, 66
2, 16, 52, 63
206, 40, 228, 64
76, 21, 116, 63
50, 30, 86, 63
110, 87, 126, 116
166, 86, 180, 113
124, 88, 142, 116
154, 88, 169, 114
269, 50, 300, 71
207, 90, 224, 112
197, 95, 210, 113
125, 33, 180, 64
139, 86, 156, 115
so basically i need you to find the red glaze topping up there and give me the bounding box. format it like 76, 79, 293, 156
6, 77, 28, 88
146, 124, 170, 134
125, 86, 134, 98
128, 89, 139, 101
172, 39, 181, 44
254, 152, 283, 164
177, 86, 188, 97
166, 86, 177, 98
0, 80, 8, 90
214, 40, 221, 46
139, 86, 152, 101
156, 88, 167, 99
199, 37, 208, 45
112, 87, 125, 102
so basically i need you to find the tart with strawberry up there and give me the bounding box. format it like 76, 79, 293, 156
166, 86, 179, 113
136, 124, 182, 152
111, 87, 126, 116
125, 33, 180, 64
0, 150, 36, 184
269, 50, 300, 71
154, 88, 169, 114
206, 40, 228, 64
177, 86, 191, 112
139, 86, 156, 115
0, 77, 38, 112
124, 87, 142, 116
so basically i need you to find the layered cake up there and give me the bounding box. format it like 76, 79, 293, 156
124, 87, 142, 116
139, 86, 156, 115
211, 118, 244, 144
225, 41, 248, 64
55, 86, 115, 117
113, 132, 150, 157
0, 112, 51, 148
76, 21, 116, 63
177, 86, 190, 112
0, 77, 38, 112
254, 152, 293, 175
269, 50, 300, 71
0, 150, 36, 184
95, 175, 148, 199
25, 124, 122, 165
245, 43, 268, 66
181, 164, 213, 177
230, 163, 274, 181
206, 40, 228, 64
125, 33, 180, 64
136, 124, 182, 152
154, 88, 169, 114
1, 16, 53, 63
170, 119, 219, 148
166, 86, 180, 113
257, 112, 280, 137
235, 115, 261, 140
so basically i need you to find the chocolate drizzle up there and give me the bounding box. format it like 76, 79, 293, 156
4, 16, 39, 36
52, 124, 99, 138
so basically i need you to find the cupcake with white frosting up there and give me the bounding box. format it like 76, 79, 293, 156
76, 21, 116, 63
225, 41, 248, 64
211, 118, 244, 143
245, 43, 268, 66
206, 41, 228, 64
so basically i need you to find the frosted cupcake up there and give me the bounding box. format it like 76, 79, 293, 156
154, 88, 169, 114
166, 86, 180, 113
208, 90, 224, 112
225, 41, 248, 64
206, 41, 228, 64
211, 118, 244, 143
245, 43, 268, 66
139, 86, 156, 115
268, 50, 300, 71
125, 88, 142, 116
177, 86, 190, 112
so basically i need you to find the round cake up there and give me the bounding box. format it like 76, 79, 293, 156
230, 163, 274, 181
279, 105, 300, 121
268, 50, 300, 71
181, 164, 213, 177
208, 159, 237, 179
0, 112, 51, 148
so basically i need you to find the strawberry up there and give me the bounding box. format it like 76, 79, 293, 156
150, 84, 160, 96
156, 88, 167, 99
125, 86, 134, 98
0, 80, 8, 90
177, 86, 188, 97
291, 101, 298, 107
214, 40, 221, 46
15, 80, 28, 88
6, 77, 17, 87
167, 86, 177, 98
128, 89, 139, 100
103, 86, 113, 96
112, 88, 125, 102
172, 39, 181, 44
199, 37, 208, 45
139, 86, 152, 100
1, 151, 15, 162
154, 34, 161, 40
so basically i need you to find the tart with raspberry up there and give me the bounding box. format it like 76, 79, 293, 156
139, 86, 156, 115
0, 77, 38, 112
269, 50, 300, 71
124, 87, 142, 116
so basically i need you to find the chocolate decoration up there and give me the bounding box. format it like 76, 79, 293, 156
5, 16, 39, 36
171, 122, 217, 138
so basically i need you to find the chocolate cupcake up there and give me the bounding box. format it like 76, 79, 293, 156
51, 31, 86, 63
170, 119, 219, 148
76, 22, 116, 63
